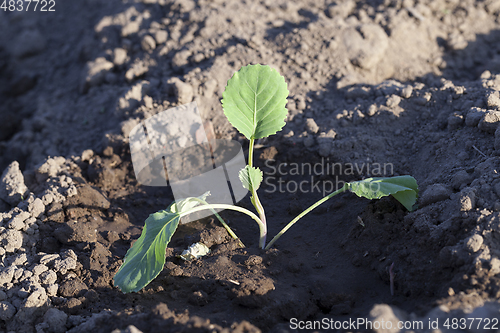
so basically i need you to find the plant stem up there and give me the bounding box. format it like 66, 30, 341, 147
179, 203, 265, 244
252, 189, 267, 249
248, 138, 255, 167
264, 184, 348, 250
192, 198, 245, 247
247, 138, 267, 248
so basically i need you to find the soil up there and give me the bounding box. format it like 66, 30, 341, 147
2, 0, 500, 332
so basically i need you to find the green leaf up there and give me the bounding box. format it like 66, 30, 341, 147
114, 193, 210, 293
222, 64, 289, 140
238, 166, 263, 192
347, 176, 419, 211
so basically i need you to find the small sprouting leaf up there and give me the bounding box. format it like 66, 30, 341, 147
222, 64, 289, 140
239, 165, 263, 192
347, 176, 419, 211
114, 192, 211, 293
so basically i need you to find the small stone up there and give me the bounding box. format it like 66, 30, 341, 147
420, 184, 452, 206
0, 161, 28, 206
401, 86, 413, 98
0, 229, 23, 252
305, 118, 319, 134
0, 266, 15, 285
43, 308, 68, 333
81, 149, 94, 162
489, 258, 500, 275
459, 188, 476, 212
46, 283, 59, 297
121, 21, 140, 37
172, 50, 191, 69
167, 77, 193, 104
113, 48, 128, 66
40, 270, 57, 285
39, 254, 60, 266
141, 35, 156, 52
465, 234, 483, 253
53, 257, 77, 274
154, 30, 168, 44
28, 198, 45, 218
244, 255, 263, 266
486, 90, 500, 109
125, 60, 149, 81
188, 290, 209, 306
82, 57, 114, 92
386, 95, 401, 108
478, 110, 500, 133
33, 264, 49, 276
8, 211, 30, 230
0, 301, 16, 321
367, 104, 378, 116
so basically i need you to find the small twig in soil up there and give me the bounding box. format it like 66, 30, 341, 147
228, 279, 240, 285
472, 145, 487, 158
389, 262, 395, 296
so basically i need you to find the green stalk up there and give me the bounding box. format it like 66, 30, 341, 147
247, 138, 267, 248
251, 189, 267, 249
192, 198, 245, 247
248, 138, 255, 167
179, 203, 266, 246
264, 184, 348, 250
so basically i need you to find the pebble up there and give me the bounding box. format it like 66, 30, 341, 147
478, 110, 500, 133
305, 118, 319, 134
167, 77, 193, 104
82, 57, 114, 92
141, 35, 156, 52
401, 85, 413, 98
486, 90, 500, 109
0, 161, 28, 206
459, 189, 475, 212
0, 229, 23, 252
8, 211, 30, 230
386, 94, 401, 108
28, 198, 45, 218
113, 48, 128, 66
465, 234, 483, 253
154, 30, 168, 44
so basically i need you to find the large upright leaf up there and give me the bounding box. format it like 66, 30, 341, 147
114, 193, 210, 293
222, 64, 289, 139
347, 176, 419, 211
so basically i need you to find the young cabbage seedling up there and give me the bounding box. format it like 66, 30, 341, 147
113, 64, 419, 293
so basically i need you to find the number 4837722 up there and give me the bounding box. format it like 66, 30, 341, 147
1, 0, 55, 11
